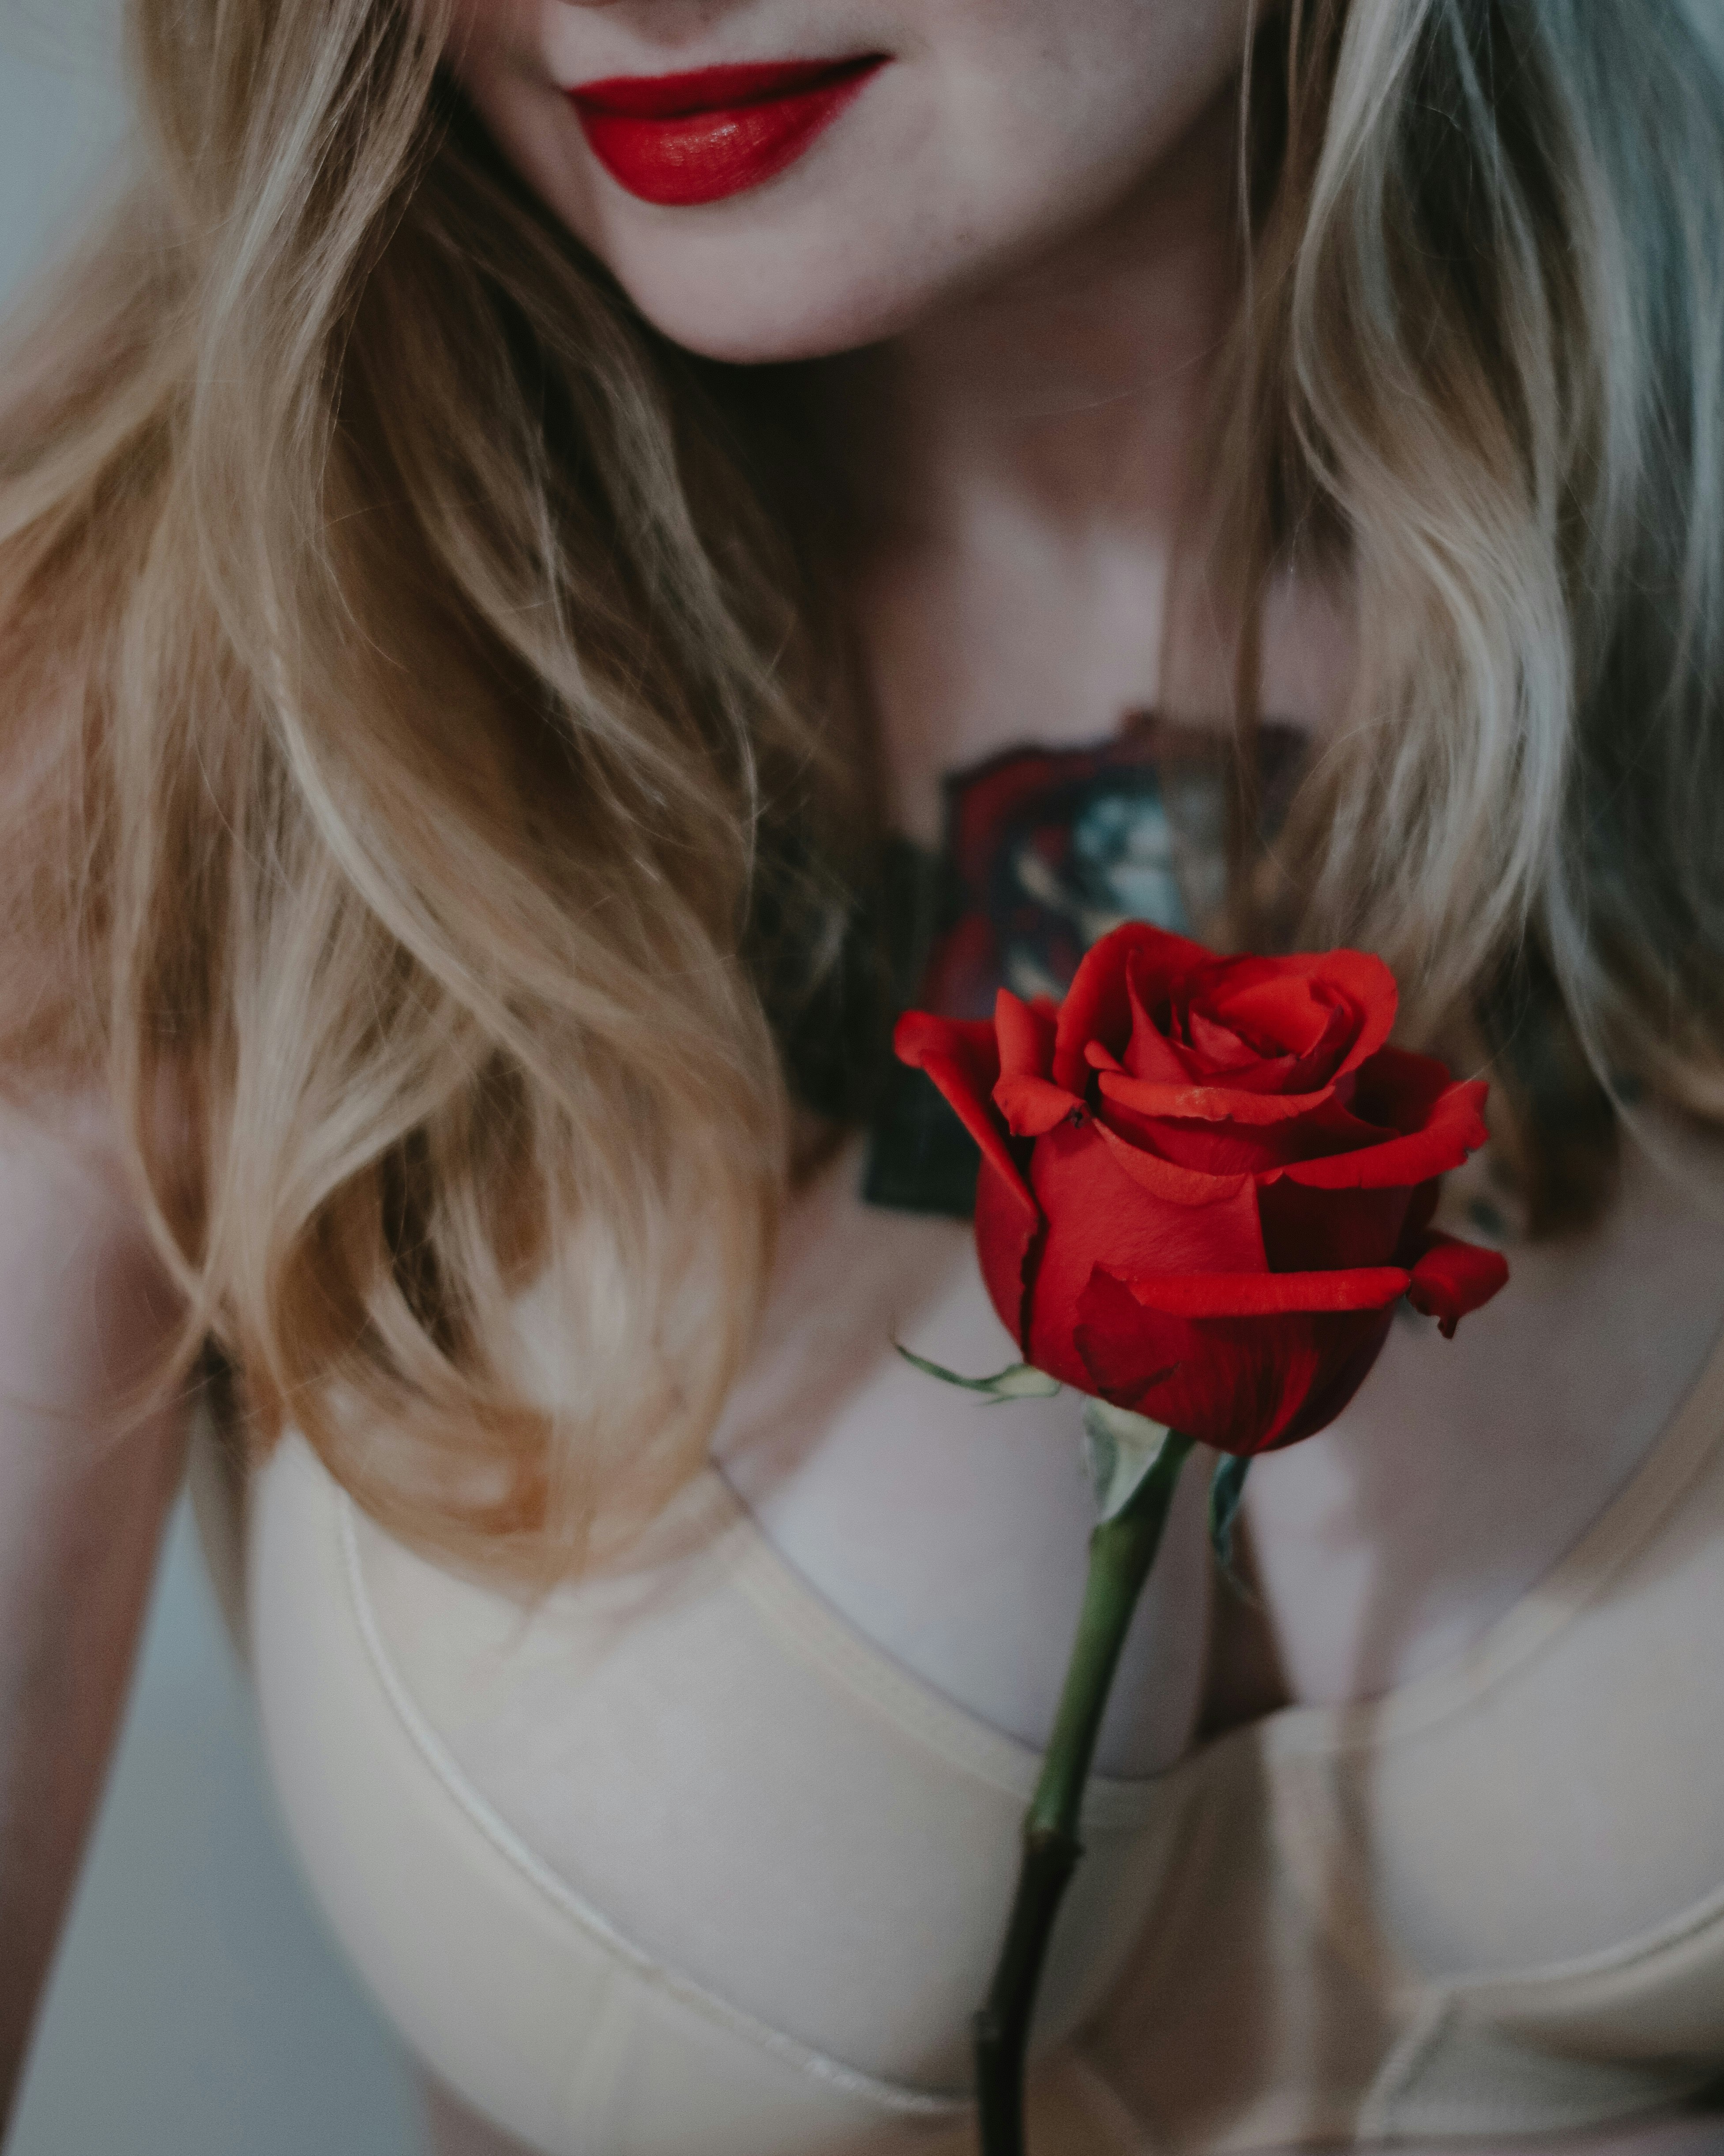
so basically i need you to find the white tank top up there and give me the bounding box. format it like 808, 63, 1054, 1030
203, 1302, 1724, 2156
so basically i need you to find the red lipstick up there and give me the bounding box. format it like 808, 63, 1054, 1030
568, 55, 887, 208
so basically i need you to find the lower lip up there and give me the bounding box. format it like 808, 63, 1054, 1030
568, 56, 887, 208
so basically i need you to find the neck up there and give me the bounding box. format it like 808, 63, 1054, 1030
814, 87, 1243, 553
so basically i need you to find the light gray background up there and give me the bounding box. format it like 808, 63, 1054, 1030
0, 7, 424, 2151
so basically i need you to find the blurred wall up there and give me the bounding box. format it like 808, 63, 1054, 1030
0, 10, 424, 2152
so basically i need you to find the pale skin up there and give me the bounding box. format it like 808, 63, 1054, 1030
7, 3, 1724, 2150
0, 1108, 185, 2120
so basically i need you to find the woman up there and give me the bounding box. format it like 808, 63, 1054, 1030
4, 0, 1724, 2149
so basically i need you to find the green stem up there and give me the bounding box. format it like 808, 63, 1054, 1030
972, 1431, 1196, 2156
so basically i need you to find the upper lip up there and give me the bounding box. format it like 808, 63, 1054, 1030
566, 55, 886, 120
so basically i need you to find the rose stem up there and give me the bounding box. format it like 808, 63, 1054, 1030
972, 1430, 1196, 2156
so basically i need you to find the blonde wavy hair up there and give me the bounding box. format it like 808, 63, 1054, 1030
1, 0, 1721, 1572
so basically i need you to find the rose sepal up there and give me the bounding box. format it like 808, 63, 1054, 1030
1082, 1397, 1176, 1523
891, 1343, 1063, 1403
1208, 1453, 1254, 1588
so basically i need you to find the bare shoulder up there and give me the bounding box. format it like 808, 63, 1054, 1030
0, 1101, 192, 2115
0, 1087, 186, 1426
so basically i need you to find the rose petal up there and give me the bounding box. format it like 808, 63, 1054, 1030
1207, 974, 1332, 1059
1096, 1070, 1339, 1125
974, 1155, 1046, 1355
1311, 948, 1399, 1077
1118, 1266, 1412, 1316
1097, 1084, 1401, 1181
1175, 980, 1347, 1094
1275, 1000, 1357, 1092
894, 1011, 1037, 1218
1187, 948, 1397, 1087
1073, 1266, 1395, 1454
1187, 1006, 1263, 1070
1277, 1079, 1489, 1190
995, 1072, 1082, 1137
1089, 1117, 1258, 1209
1095, 1101, 1298, 1180
1349, 1045, 1455, 1134
1054, 922, 1216, 1091
1258, 1177, 1416, 1272
1187, 1048, 1307, 1095
1406, 1230, 1510, 1337
1124, 966, 1205, 1084
1096, 1095, 1299, 1179
1022, 1116, 1266, 1387
992, 988, 1078, 1134
894, 1009, 995, 1071
1397, 1178, 1442, 1254
995, 988, 1058, 1083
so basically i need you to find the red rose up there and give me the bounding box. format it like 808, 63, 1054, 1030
895, 923, 1508, 1456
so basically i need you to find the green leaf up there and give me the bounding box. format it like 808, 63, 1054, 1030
1208, 1453, 1254, 1596
1082, 1397, 1176, 1523
893, 1344, 1063, 1402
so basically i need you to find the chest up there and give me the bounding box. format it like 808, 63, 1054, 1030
851, 524, 1351, 845
1243, 1130, 1724, 1707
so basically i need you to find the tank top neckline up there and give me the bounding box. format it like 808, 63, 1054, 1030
704, 1309, 1724, 1799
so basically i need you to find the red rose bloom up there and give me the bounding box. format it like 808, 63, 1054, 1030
895, 923, 1508, 1456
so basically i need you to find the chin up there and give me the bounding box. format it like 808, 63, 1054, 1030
598, 237, 940, 366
